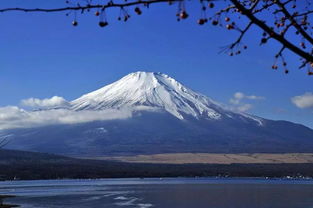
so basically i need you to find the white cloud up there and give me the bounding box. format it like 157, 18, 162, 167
233, 92, 245, 100
230, 92, 264, 105
291, 92, 313, 109
236, 104, 253, 112
0, 106, 132, 130
21, 96, 69, 109
229, 92, 265, 112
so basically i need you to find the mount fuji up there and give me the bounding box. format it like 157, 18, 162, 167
4, 71, 313, 156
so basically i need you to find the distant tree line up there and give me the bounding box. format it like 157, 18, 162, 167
1, 149, 313, 180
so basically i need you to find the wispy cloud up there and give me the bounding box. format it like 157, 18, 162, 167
291, 92, 313, 109
236, 103, 253, 112
0, 106, 132, 130
230, 92, 265, 105
229, 92, 265, 112
21, 96, 69, 109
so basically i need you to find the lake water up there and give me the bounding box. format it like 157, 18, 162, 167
1, 178, 313, 208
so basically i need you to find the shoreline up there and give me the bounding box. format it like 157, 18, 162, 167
1, 175, 313, 182
0, 195, 19, 208
2, 178, 313, 208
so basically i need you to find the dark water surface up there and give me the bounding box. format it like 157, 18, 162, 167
1, 178, 313, 208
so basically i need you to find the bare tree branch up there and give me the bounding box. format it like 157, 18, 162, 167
0, 0, 182, 13
230, 21, 253, 49
230, 0, 313, 64
275, 0, 313, 45
0, 0, 312, 75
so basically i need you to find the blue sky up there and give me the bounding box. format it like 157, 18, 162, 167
0, 0, 312, 128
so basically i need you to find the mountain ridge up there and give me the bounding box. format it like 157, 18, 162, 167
3, 71, 313, 156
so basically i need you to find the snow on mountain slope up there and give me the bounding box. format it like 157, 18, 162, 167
70, 71, 264, 126
71, 72, 229, 120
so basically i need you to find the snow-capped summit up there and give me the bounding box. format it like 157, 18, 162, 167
71, 71, 224, 120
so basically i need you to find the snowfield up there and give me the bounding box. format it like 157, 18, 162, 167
71, 71, 262, 124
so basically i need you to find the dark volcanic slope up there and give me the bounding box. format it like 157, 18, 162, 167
4, 111, 313, 156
